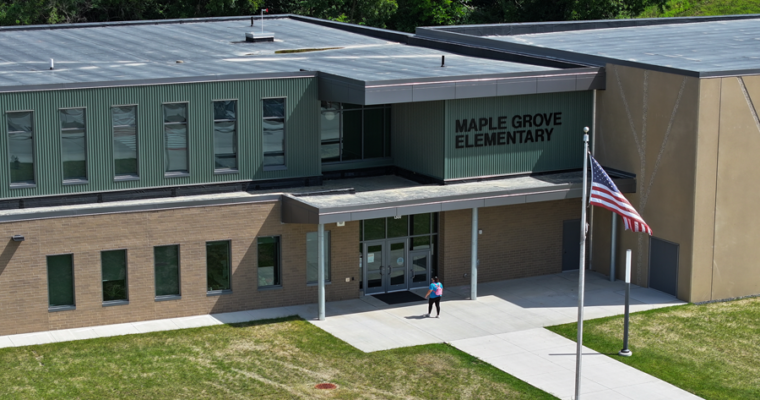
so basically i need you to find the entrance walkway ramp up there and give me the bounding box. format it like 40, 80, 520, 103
307, 271, 702, 400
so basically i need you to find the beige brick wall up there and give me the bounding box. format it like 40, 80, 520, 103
439, 199, 580, 288
0, 202, 360, 336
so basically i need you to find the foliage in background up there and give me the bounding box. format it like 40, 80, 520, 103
467, 0, 668, 24
638, 0, 760, 17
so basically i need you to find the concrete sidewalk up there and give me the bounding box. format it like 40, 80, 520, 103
0, 271, 701, 399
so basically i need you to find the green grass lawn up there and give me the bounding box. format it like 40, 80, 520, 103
639, 0, 760, 18
547, 297, 760, 400
0, 316, 557, 400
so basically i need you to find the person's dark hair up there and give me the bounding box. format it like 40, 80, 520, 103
432, 276, 439, 283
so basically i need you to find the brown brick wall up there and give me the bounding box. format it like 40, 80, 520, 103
0, 202, 360, 336
439, 199, 580, 288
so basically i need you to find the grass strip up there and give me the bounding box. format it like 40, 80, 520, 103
0, 316, 557, 400
547, 297, 760, 400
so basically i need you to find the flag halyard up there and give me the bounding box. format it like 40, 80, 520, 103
588, 155, 652, 236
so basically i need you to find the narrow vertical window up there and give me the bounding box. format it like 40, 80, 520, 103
7, 111, 35, 185
112, 106, 138, 178
257, 236, 281, 287
320, 102, 340, 163
60, 108, 87, 182
102, 250, 128, 303
207, 240, 231, 292
47, 254, 74, 310
155, 245, 180, 298
307, 231, 331, 284
213, 100, 237, 171
262, 98, 285, 168
163, 103, 188, 175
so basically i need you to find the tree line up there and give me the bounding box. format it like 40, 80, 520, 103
0, 0, 667, 30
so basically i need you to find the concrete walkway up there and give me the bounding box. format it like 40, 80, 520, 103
0, 271, 701, 400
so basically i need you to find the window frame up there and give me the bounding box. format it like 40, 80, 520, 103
101, 248, 129, 306
59, 106, 88, 185
162, 101, 190, 178
262, 97, 287, 171
257, 235, 282, 289
154, 244, 181, 301
111, 104, 140, 181
306, 230, 331, 286
212, 99, 239, 174
206, 239, 232, 295
46, 253, 76, 312
6, 110, 37, 188
320, 102, 392, 164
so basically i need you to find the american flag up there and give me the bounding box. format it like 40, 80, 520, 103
589, 155, 652, 235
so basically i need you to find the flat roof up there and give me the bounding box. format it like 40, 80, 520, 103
282, 172, 635, 224
0, 16, 559, 91
417, 15, 760, 77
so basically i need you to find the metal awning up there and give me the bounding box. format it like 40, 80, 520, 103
282, 171, 635, 224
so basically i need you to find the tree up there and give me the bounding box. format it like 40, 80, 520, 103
467, 0, 667, 24
390, 0, 469, 33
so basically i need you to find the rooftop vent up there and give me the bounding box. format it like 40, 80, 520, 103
246, 32, 275, 42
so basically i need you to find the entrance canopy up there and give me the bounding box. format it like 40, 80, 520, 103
282, 171, 635, 224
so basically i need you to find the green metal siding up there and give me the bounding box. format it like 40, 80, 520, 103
0, 78, 320, 199
444, 92, 593, 180
392, 101, 445, 180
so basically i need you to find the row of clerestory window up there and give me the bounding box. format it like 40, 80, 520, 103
6, 98, 286, 187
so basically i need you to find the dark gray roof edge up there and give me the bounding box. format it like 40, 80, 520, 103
363, 68, 602, 87
416, 28, 703, 77
0, 71, 316, 94
418, 14, 760, 37
289, 14, 413, 43
0, 194, 281, 223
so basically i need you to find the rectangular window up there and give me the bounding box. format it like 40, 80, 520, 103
258, 236, 281, 287
112, 106, 138, 178
102, 250, 128, 303
163, 103, 189, 174
262, 98, 285, 168
320, 102, 391, 163
7, 111, 35, 185
47, 254, 74, 309
213, 100, 237, 171
60, 108, 87, 181
207, 241, 231, 292
155, 245, 180, 297
307, 231, 331, 284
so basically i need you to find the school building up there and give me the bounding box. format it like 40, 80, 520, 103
0, 14, 758, 335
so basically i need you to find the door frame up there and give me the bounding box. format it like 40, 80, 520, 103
363, 239, 412, 294
363, 240, 386, 295
408, 249, 431, 289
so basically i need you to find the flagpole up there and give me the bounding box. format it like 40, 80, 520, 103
575, 127, 590, 400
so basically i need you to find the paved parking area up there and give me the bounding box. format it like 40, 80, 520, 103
0, 270, 701, 399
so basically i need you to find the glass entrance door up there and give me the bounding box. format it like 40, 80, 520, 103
363, 240, 409, 294
364, 242, 385, 295
387, 240, 407, 292
409, 250, 431, 289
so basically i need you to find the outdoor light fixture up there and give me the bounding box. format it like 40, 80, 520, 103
11, 235, 24, 242
336, 221, 345, 227
324, 111, 336, 121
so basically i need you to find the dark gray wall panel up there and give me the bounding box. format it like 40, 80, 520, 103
456, 81, 498, 99
412, 83, 457, 102
497, 78, 538, 96
537, 76, 578, 93
365, 86, 413, 105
